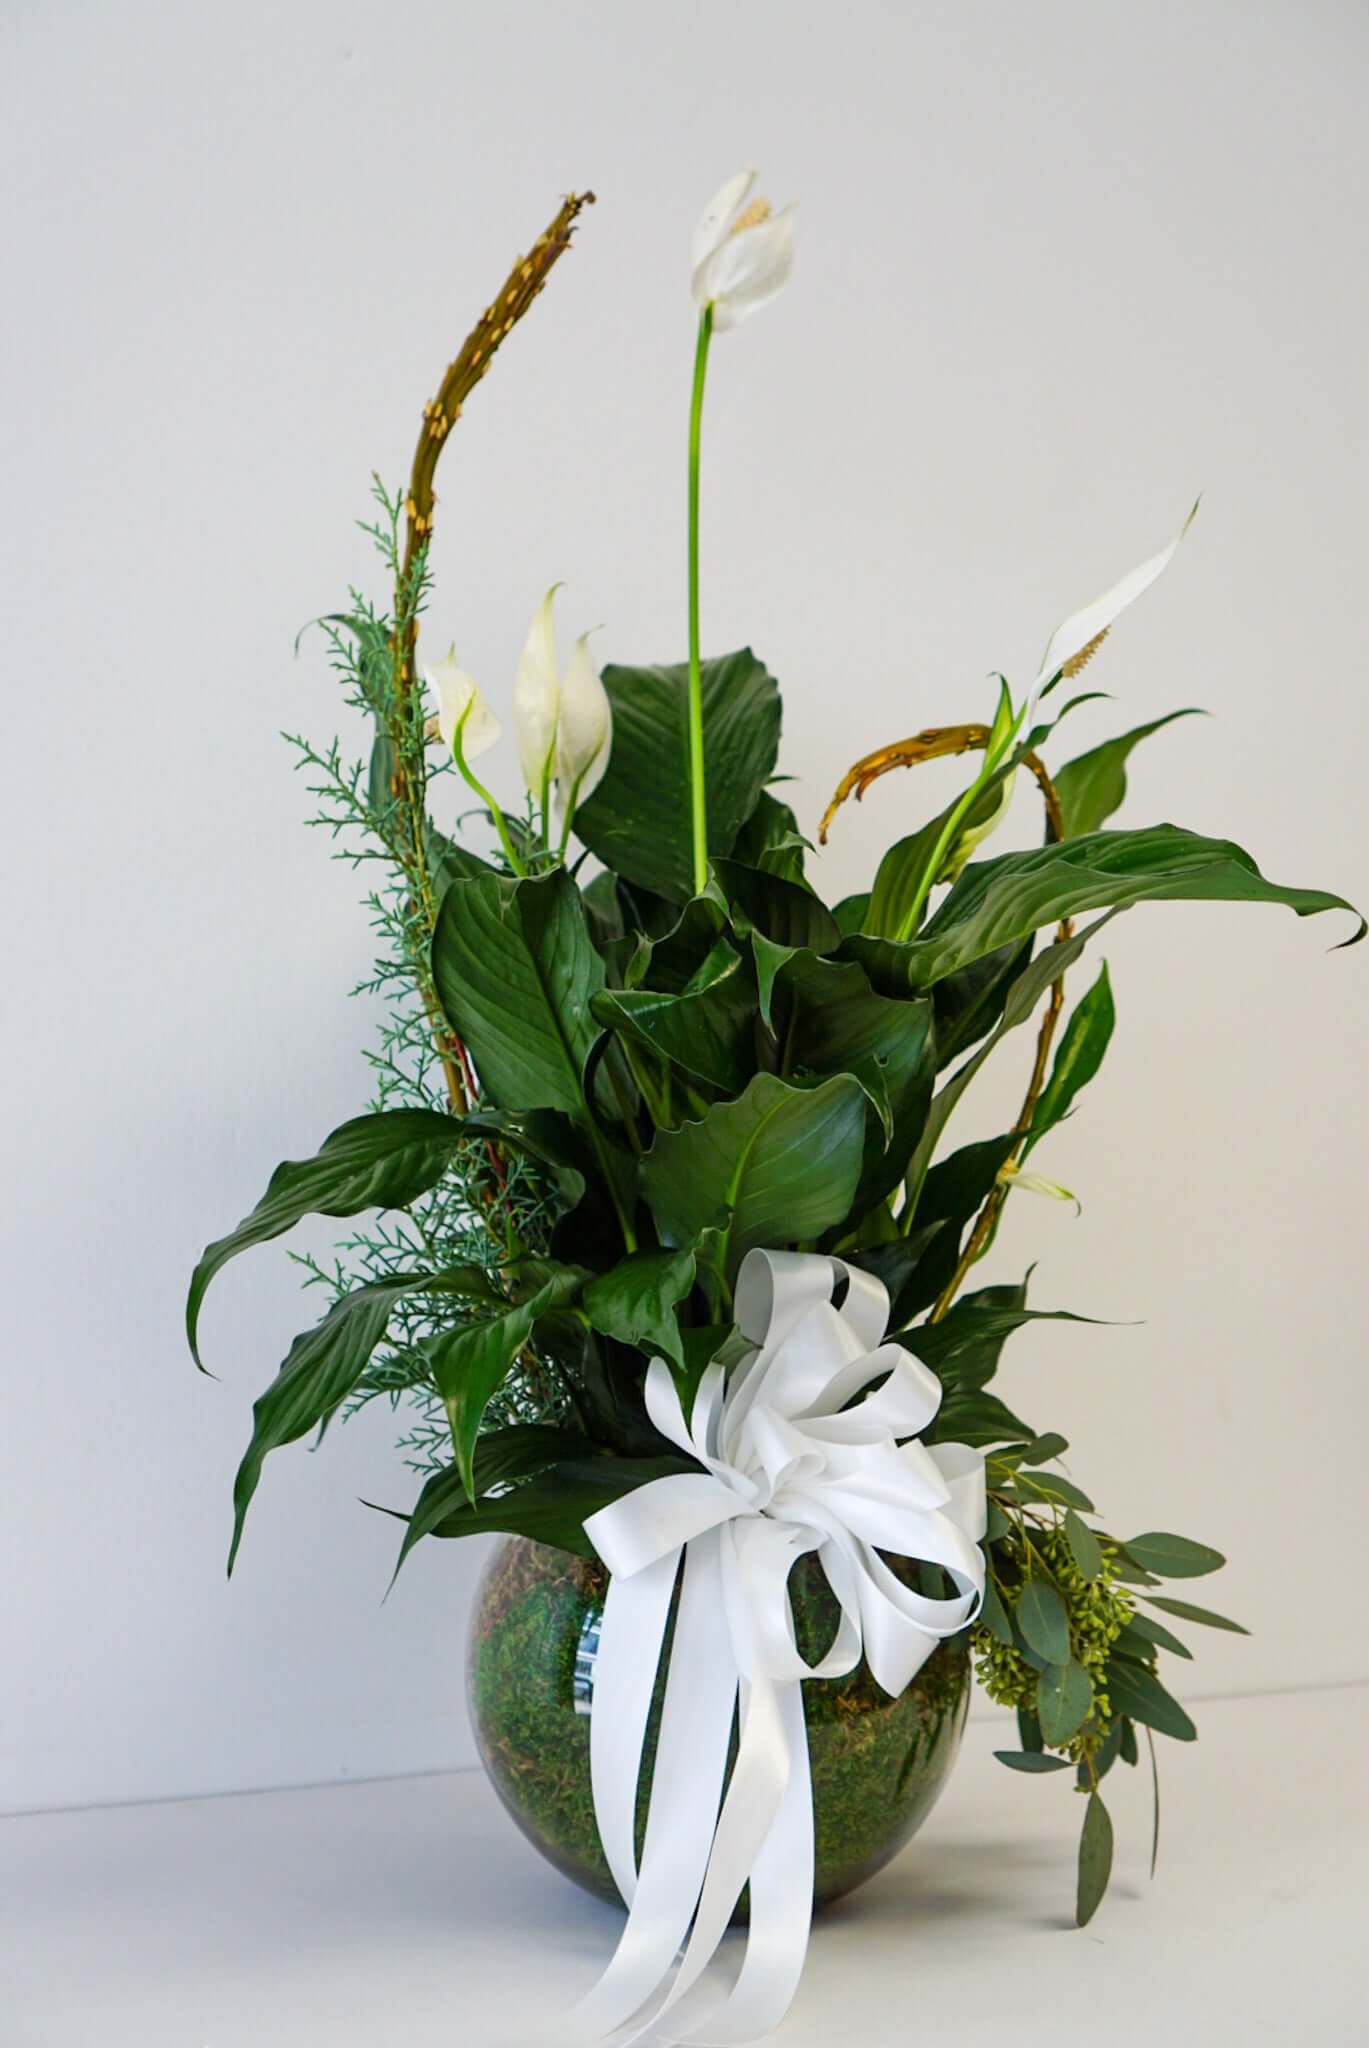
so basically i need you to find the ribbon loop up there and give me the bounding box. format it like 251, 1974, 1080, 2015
575, 1249, 986, 2045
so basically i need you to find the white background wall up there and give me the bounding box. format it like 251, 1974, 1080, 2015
3, 0, 1366, 1816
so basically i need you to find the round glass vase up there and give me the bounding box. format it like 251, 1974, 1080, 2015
467, 1535, 971, 1913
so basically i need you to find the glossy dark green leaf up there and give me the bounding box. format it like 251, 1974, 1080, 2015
904, 916, 1116, 1195
423, 1269, 584, 1497
1054, 709, 1204, 838
582, 1248, 696, 1370
1076, 1790, 1114, 1928
1036, 1658, 1094, 1746
1017, 1578, 1072, 1666
1064, 1508, 1104, 1581
994, 1750, 1073, 1774
1143, 1596, 1249, 1635
1121, 1532, 1226, 1579
713, 859, 841, 953
393, 1451, 695, 1569
592, 954, 756, 1096
228, 1268, 491, 1571
769, 950, 936, 1213
1119, 1716, 1139, 1766
925, 1388, 1036, 1449
188, 1109, 471, 1368
573, 650, 781, 899
1017, 1706, 1044, 1753
930, 939, 1031, 1070
886, 824, 1362, 992
431, 868, 605, 1118
642, 1072, 867, 1284
886, 1138, 1019, 1323
1105, 1658, 1198, 1741
1022, 961, 1115, 1158
730, 790, 809, 883
902, 1283, 1096, 1395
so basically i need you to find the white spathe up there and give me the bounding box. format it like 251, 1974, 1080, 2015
1031, 500, 1201, 696
512, 584, 561, 793
555, 632, 613, 810
424, 648, 501, 759
691, 168, 796, 331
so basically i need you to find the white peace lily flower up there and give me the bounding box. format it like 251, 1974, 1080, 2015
555, 631, 613, 812
512, 584, 562, 795
424, 647, 501, 759
691, 167, 796, 331
997, 1159, 1081, 1213
1029, 499, 1201, 708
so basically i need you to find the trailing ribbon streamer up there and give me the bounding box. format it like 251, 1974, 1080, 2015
573, 1248, 987, 2045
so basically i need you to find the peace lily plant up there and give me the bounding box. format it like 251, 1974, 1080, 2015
189, 179, 1359, 1973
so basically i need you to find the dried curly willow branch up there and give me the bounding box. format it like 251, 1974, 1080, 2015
819, 725, 1074, 1321
386, 190, 595, 1115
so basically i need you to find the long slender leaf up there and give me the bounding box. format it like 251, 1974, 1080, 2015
1054, 709, 1204, 838
889, 825, 1363, 992
1022, 961, 1115, 1157
1076, 1790, 1114, 1927
188, 1109, 470, 1367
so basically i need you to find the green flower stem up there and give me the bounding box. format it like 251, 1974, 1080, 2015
686, 303, 715, 897
451, 726, 527, 877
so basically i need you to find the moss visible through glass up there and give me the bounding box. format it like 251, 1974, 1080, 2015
467, 1536, 971, 1912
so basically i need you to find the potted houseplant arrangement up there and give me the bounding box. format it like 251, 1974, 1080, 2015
187, 179, 1360, 2043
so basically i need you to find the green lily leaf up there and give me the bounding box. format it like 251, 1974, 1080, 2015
730, 790, 809, 883
590, 952, 756, 1095
713, 858, 841, 953
573, 650, 781, 900
392, 1451, 696, 1570
431, 868, 605, 1119
423, 1267, 586, 1498
769, 950, 936, 1214
582, 1248, 697, 1370
1054, 709, 1205, 838
1022, 960, 1115, 1158
885, 824, 1363, 992
642, 1072, 868, 1285
901, 1279, 1097, 1394
903, 916, 1115, 1198
925, 1387, 1036, 1449
188, 1108, 472, 1369
227, 1266, 496, 1571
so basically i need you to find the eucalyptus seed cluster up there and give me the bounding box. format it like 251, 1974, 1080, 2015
972, 1519, 1135, 1759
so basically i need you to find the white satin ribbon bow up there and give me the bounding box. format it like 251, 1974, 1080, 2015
573, 1248, 987, 2046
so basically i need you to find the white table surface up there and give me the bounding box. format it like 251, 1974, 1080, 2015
3, 1684, 1365, 2048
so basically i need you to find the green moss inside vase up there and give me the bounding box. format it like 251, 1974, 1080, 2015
467, 1535, 971, 1912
